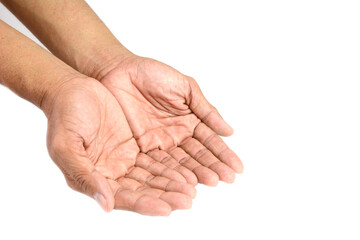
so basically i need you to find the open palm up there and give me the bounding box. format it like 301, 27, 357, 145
46, 77, 195, 215
101, 57, 243, 186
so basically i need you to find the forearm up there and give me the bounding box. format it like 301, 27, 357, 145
0, 20, 80, 115
1, 0, 131, 79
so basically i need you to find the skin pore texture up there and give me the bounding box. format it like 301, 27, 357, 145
0, 0, 243, 215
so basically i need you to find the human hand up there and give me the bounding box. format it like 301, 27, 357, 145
44, 77, 196, 216
99, 56, 244, 186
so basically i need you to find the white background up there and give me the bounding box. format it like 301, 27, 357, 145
1, 0, 359, 239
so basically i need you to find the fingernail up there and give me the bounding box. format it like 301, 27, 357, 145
94, 193, 108, 212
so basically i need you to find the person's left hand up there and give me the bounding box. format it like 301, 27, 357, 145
99, 56, 243, 186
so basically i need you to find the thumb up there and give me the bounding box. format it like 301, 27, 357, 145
48, 128, 115, 212
187, 77, 234, 136
70, 170, 115, 213
51, 143, 115, 212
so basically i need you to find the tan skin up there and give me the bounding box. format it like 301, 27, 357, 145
1, 0, 243, 215
47, 77, 196, 215
100, 56, 243, 185
0, 21, 195, 216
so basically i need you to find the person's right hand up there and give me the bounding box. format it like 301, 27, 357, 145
99, 56, 243, 186
44, 77, 196, 216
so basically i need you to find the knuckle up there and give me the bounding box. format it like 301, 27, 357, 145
194, 147, 208, 160
160, 155, 173, 164
179, 155, 191, 164
204, 133, 220, 147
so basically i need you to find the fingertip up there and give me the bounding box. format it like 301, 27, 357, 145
183, 197, 193, 209
236, 163, 244, 174
159, 206, 172, 216
187, 174, 199, 186
193, 167, 219, 186
208, 162, 236, 184
187, 76, 234, 137
205, 111, 234, 137
207, 180, 219, 187
217, 121, 234, 137
88, 172, 115, 213
233, 159, 244, 174
222, 172, 236, 184
190, 187, 197, 199
202, 176, 219, 187
185, 183, 197, 199
94, 192, 113, 213
179, 167, 199, 186
166, 181, 197, 198
183, 183, 197, 198
225, 125, 234, 136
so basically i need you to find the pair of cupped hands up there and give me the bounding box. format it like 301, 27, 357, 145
45, 54, 243, 216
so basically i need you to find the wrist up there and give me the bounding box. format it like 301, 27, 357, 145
40, 73, 88, 118
79, 44, 136, 80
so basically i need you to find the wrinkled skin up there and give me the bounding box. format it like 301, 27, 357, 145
100, 56, 244, 186
46, 78, 196, 216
